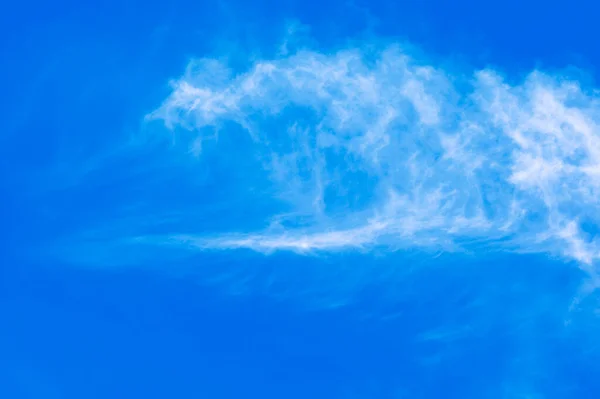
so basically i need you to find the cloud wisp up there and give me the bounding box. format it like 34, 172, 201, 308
147, 43, 600, 269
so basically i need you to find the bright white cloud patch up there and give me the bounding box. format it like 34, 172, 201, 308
148, 44, 600, 268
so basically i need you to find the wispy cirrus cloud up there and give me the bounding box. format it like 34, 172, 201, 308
145, 42, 600, 268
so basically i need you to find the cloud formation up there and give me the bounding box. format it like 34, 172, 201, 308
148, 43, 600, 268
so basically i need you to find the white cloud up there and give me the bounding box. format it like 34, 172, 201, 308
148, 43, 600, 268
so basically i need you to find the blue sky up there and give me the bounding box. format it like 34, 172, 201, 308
2, 0, 600, 398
